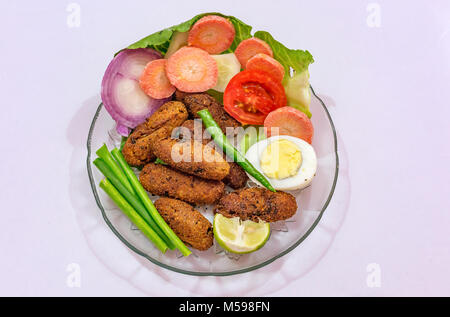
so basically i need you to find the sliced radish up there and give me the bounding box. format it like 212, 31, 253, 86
165, 31, 189, 59
234, 37, 273, 68
101, 48, 171, 135
264, 106, 314, 143
246, 53, 285, 82
166, 46, 218, 93
188, 15, 235, 54
211, 53, 241, 92
139, 59, 176, 99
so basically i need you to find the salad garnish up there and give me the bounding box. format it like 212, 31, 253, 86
188, 15, 236, 54
223, 69, 287, 125
235, 37, 274, 67
264, 106, 314, 143
139, 59, 176, 99
101, 48, 171, 136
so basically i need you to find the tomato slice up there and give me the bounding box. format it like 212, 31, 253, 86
223, 70, 287, 124
238, 83, 274, 114
224, 102, 267, 125
224, 85, 266, 125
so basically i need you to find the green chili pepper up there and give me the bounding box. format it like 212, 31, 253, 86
197, 109, 276, 192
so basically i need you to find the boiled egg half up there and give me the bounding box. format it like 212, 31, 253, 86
244, 135, 317, 191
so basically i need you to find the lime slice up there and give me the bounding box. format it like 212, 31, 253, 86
213, 214, 270, 254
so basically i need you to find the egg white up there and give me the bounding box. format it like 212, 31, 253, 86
244, 135, 317, 191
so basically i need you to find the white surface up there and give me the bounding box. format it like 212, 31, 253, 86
0, 0, 449, 296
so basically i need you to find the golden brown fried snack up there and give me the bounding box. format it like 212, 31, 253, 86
149, 136, 230, 181
223, 163, 249, 189
146, 101, 188, 130
154, 198, 213, 251
181, 93, 241, 134
178, 119, 206, 141
174, 89, 192, 102
122, 101, 188, 167
139, 163, 225, 205
121, 134, 156, 167
215, 187, 298, 222
175, 120, 248, 188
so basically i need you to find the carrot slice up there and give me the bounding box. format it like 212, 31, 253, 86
166, 47, 218, 93
264, 106, 314, 143
139, 59, 176, 99
188, 15, 235, 54
235, 38, 273, 68
246, 53, 285, 82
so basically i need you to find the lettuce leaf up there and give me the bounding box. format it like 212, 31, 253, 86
254, 31, 314, 76
125, 13, 252, 54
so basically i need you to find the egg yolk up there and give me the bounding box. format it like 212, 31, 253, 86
260, 139, 302, 179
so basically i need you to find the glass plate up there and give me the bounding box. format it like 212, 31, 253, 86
86, 86, 339, 276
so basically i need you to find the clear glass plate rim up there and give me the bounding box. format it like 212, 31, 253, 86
85, 86, 340, 276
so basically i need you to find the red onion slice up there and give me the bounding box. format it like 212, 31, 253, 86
101, 48, 172, 135
116, 123, 130, 137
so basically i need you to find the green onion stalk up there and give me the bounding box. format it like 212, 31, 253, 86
99, 179, 168, 253
111, 148, 192, 257
93, 157, 175, 250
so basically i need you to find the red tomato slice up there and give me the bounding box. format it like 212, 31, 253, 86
223, 70, 287, 124
239, 83, 274, 114
224, 101, 267, 125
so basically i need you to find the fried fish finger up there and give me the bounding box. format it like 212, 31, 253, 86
154, 197, 213, 251
139, 163, 225, 205
122, 101, 188, 167
215, 187, 298, 222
